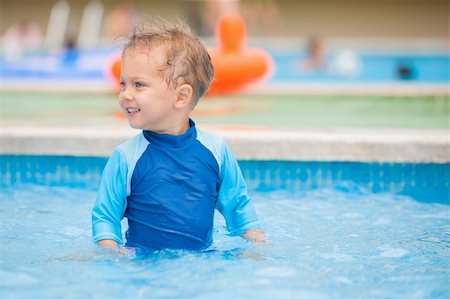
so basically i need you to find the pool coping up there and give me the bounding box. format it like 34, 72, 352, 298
0, 80, 449, 96
1, 126, 449, 163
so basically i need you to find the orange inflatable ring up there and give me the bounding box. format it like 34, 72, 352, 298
207, 13, 274, 95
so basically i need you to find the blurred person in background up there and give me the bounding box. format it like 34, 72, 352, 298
2, 20, 43, 61
240, 0, 282, 36
200, 0, 240, 36
103, 0, 142, 42
200, 0, 281, 37
300, 35, 326, 72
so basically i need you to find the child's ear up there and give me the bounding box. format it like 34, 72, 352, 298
174, 84, 194, 109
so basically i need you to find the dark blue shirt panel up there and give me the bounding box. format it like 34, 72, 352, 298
125, 125, 220, 250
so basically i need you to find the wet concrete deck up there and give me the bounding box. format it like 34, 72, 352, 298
1, 90, 448, 163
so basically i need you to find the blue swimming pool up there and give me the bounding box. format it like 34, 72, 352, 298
273, 51, 450, 83
1, 155, 449, 299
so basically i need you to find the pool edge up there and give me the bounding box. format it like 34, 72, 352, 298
1, 127, 449, 163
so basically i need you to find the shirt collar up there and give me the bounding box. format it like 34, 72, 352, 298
142, 119, 196, 148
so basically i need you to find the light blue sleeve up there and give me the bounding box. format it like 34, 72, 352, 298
216, 143, 260, 235
92, 149, 128, 244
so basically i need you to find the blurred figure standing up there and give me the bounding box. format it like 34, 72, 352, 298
103, 0, 141, 41
2, 20, 43, 61
300, 36, 326, 72
200, 0, 282, 37
240, 0, 282, 36
201, 0, 240, 36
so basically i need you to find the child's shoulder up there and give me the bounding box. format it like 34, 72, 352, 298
195, 127, 231, 166
196, 127, 226, 149
114, 132, 148, 160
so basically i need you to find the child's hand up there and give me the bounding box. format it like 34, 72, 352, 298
97, 239, 135, 257
242, 229, 267, 245
97, 239, 119, 247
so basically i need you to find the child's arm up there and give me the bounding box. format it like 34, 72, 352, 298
216, 142, 266, 244
92, 149, 128, 246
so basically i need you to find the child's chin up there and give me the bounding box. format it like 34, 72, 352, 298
128, 123, 143, 130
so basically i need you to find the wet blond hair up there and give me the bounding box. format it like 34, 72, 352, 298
122, 20, 214, 105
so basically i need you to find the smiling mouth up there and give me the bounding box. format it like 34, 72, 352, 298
126, 107, 140, 113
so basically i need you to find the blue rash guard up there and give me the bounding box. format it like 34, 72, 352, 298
92, 119, 259, 250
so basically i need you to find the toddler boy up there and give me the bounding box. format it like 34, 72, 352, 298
92, 21, 265, 250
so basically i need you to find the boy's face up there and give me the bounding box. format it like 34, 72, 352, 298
119, 45, 178, 133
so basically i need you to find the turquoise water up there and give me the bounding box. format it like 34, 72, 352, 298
1, 156, 449, 298
1, 183, 449, 299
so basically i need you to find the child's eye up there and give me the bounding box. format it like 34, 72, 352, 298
135, 82, 145, 88
119, 81, 125, 88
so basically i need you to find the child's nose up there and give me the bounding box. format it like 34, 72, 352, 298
119, 87, 133, 101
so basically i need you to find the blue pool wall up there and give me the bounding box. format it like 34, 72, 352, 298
1, 155, 448, 204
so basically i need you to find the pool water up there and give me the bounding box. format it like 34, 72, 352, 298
1, 157, 449, 298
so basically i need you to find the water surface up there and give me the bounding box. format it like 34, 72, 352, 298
1, 184, 449, 298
